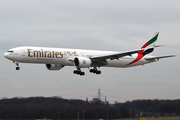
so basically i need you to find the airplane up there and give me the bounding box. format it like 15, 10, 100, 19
4, 32, 175, 76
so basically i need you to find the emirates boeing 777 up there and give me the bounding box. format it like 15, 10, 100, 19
4, 32, 175, 76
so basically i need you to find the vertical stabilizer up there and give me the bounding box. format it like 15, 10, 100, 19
127, 32, 159, 65
141, 32, 159, 56
141, 32, 159, 49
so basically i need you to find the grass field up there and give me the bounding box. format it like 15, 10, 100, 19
116, 116, 180, 120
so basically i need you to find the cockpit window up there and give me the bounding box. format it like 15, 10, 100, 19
7, 51, 14, 53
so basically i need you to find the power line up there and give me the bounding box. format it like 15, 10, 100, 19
58, 89, 179, 103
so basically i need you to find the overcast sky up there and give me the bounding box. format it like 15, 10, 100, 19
0, 0, 180, 103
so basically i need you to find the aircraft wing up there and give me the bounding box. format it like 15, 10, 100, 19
145, 55, 176, 60
90, 49, 142, 61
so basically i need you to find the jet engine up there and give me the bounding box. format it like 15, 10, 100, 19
46, 64, 64, 70
74, 57, 92, 68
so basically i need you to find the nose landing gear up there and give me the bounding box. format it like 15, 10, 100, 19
13, 61, 20, 70
16, 66, 20, 70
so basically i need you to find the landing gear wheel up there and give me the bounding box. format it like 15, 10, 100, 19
80, 72, 85, 76
13, 61, 20, 71
73, 70, 77, 74
16, 67, 20, 70
90, 68, 101, 75
77, 70, 81, 75
73, 69, 85, 76
93, 69, 97, 73
90, 69, 93, 73
96, 71, 101, 74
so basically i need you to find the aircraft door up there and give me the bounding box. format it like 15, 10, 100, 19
21, 49, 26, 56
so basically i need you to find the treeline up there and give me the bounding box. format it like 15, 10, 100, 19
0, 97, 180, 119
0, 97, 117, 119
114, 99, 180, 117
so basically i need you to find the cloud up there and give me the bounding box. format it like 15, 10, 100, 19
0, 0, 179, 103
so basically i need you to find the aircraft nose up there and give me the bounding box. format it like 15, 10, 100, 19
4, 52, 8, 58
4, 52, 13, 60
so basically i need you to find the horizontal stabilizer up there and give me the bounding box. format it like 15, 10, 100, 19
155, 45, 164, 47
145, 55, 176, 60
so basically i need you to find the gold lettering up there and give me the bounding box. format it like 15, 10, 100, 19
60, 52, 63, 58
27, 49, 64, 58
55, 52, 60, 58
34, 50, 41, 57
27, 49, 33, 57
67, 51, 70, 54
44, 51, 47, 57
47, 51, 52, 58
52, 51, 55, 58
41, 49, 44, 57
72, 51, 77, 55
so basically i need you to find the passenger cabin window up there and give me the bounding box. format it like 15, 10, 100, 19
7, 51, 14, 53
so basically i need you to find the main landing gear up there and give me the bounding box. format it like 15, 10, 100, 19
89, 68, 101, 75
14, 61, 20, 70
73, 68, 85, 76
73, 67, 101, 76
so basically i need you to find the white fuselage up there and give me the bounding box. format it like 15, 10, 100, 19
4, 32, 174, 76
4, 46, 157, 68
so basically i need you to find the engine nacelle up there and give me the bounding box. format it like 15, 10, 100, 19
74, 57, 92, 68
46, 64, 64, 70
